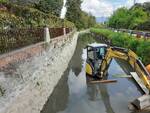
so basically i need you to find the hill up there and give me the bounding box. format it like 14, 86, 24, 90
96, 17, 108, 23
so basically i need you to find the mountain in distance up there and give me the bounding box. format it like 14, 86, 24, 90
96, 17, 108, 23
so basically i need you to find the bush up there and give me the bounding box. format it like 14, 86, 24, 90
0, 3, 75, 29
137, 41, 150, 65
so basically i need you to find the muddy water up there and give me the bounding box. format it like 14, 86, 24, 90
41, 34, 148, 113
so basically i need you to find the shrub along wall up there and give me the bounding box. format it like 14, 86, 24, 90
90, 28, 150, 65
0, 3, 75, 29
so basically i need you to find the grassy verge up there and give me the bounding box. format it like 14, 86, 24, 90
90, 28, 150, 65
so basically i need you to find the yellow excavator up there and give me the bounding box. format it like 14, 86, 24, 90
85, 43, 150, 110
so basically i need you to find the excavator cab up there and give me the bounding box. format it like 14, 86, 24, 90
86, 43, 107, 78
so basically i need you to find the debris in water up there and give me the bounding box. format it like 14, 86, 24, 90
89, 79, 117, 84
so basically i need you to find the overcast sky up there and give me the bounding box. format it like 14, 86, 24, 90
81, 0, 150, 17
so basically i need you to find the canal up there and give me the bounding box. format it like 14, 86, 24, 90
41, 33, 148, 113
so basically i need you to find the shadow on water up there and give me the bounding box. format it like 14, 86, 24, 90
69, 33, 96, 75
41, 33, 149, 113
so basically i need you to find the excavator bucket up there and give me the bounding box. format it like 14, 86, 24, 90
130, 72, 150, 111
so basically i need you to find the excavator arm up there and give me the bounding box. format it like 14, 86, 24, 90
99, 46, 150, 91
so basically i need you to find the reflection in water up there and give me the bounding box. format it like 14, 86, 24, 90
58, 64, 107, 113
87, 83, 115, 113
98, 84, 115, 113
115, 58, 133, 75
41, 68, 69, 113
69, 38, 85, 75
115, 58, 144, 95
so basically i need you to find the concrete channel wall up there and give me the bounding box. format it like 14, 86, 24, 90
0, 31, 79, 113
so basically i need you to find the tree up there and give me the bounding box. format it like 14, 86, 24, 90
129, 7, 148, 29
66, 0, 82, 29
108, 7, 131, 29
108, 5, 149, 30
8, 0, 40, 5
66, 0, 96, 30
34, 0, 63, 16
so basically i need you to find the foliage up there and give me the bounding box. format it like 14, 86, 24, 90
0, 0, 7, 2
94, 23, 106, 29
66, 0, 96, 30
2, 0, 96, 30
0, 3, 74, 29
34, 0, 63, 16
79, 33, 96, 46
108, 8, 131, 29
108, 5, 149, 30
136, 20, 150, 30
0, 11, 25, 29
7, 0, 40, 5
137, 41, 150, 64
129, 7, 148, 29
90, 28, 150, 65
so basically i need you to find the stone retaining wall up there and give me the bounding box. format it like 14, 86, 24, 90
0, 31, 78, 113
0, 31, 74, 70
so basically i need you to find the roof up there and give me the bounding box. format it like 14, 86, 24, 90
87, 43, 107, 48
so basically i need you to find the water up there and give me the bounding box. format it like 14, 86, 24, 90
60, 0, 67, 19
41, 34, 149, 113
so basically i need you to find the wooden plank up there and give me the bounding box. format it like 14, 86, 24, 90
112, 74, 132, 78
130, 72, 149, 94
90, 79, 117, 84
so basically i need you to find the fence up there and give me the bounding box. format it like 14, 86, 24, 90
0, 27, 72, 54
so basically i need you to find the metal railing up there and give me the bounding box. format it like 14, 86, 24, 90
0, 28, 44, 54
49, 28, 71, 38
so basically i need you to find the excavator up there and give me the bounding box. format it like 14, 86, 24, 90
85, 43, 150, 111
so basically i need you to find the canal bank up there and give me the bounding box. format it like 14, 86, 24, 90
0, 31, 79, 113
41, 33, 149, 113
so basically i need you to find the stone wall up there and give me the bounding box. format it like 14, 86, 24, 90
0, 42, 44, 70
0, 28, 74, 71
0, 31, 78, 113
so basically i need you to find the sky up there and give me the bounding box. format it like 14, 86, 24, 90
81, 0, 150, 17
